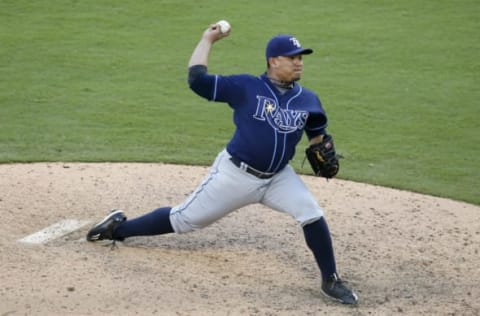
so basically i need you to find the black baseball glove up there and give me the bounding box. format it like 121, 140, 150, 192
305, 134, 340, 179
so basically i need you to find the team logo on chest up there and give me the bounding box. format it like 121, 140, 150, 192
253, 96, 308, 133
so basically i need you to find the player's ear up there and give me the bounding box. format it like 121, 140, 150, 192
268, 57, 278, 68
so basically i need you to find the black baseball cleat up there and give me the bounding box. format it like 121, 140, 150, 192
86, 210, 127, 242
321, 273, 359, 305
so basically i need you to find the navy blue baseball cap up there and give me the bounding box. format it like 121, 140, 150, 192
266, 34, 313, 60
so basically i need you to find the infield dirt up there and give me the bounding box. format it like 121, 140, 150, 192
1, 163, 478, 315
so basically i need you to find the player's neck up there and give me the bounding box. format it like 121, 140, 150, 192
266, 75, 294, 90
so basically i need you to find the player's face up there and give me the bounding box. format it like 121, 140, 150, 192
269, 54, 304, 82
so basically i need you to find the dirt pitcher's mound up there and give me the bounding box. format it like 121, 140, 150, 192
0, 163, 479, 316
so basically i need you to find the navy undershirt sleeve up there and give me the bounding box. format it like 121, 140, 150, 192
188, 65, 217, 100
305, 113, 327, 139
188, 65, 207, 86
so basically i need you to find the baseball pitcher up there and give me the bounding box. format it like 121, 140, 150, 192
87, 21, 358, 305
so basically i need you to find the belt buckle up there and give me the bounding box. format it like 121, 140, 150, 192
239, 161, 249, 172
231, 156, 274, 179
250, 167, 273, 179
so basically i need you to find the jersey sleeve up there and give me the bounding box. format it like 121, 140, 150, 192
188, 65, 216, 100
188, 65, 246, 105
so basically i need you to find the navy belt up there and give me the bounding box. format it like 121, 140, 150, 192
229, 156, 275, 179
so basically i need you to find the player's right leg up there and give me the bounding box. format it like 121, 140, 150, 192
86, 209, 127, 241
86, 149, 264, 241
169, 149, 265, 233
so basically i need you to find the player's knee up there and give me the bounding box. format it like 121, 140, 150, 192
295, 206, 324, 227
169, 208, 215, 234
300, 214, 324, 227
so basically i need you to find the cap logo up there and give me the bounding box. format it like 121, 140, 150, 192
289, 37, 302, 48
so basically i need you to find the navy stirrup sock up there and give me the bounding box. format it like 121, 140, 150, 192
113, 207, 174, 239
303, 217, 337, 281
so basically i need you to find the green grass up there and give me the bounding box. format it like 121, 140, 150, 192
1, 0, 479, 205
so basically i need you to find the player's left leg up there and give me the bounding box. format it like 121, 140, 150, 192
261, 165, 358, 304
261, 165, 324, 225
261, 165, 335, 277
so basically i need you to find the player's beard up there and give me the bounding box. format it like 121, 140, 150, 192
292, 71, 302, 81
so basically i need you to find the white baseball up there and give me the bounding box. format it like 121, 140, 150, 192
217, 20, 231, 33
